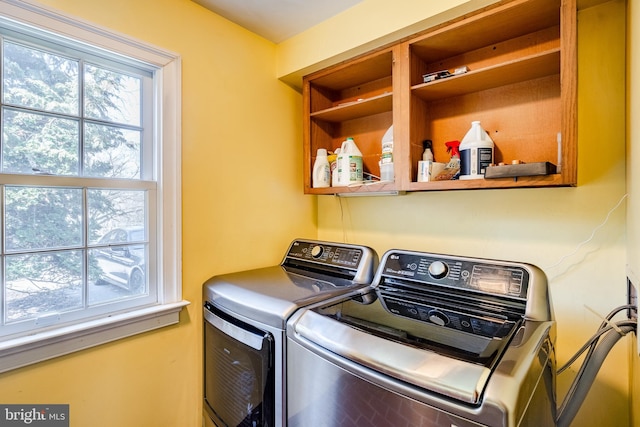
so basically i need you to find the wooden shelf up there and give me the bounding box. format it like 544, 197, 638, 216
310, 50, 393, 92
310, 181, 398, 195
310, 93, 393, 123
409, 0, 560, 62
406, 173, 564, 192
412, 50, 560, 102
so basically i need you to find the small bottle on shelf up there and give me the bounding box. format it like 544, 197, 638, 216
312, 148, 330, 188
330, 148, 340, 186
422, 139, 434, 161
380, 125, 394, 182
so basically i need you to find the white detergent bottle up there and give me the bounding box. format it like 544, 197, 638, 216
336, 137, 363, 186
312, 148, 330, 188
459, 121, 494, 180
422, 139, 434, 161
380, 125, 394, 182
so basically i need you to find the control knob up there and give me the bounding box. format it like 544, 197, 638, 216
428, 260, 449, 279
310, 245, 324, 259
428, 309, 449, 326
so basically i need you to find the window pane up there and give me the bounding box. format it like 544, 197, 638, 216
5, 187, 83, 252
88, 189, 146, 244
87, 189, 147, 302
84, 123, 141, 178
2, 108, 80, 175
88, 242, 148, 304
5, 251, 83, 323
2, 41, 79, 115
84, 64, 141, 126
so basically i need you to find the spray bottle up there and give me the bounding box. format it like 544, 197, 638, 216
434, 140, 461, 180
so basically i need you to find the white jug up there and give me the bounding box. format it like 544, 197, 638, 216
459, 121, 494, 180
335, 137, 363, 186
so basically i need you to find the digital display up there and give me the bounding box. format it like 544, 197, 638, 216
470, 265, 525, 297
332, 248, 361, 266
473, 279, 508, 294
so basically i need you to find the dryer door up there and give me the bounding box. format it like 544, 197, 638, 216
204, 302, 274, 427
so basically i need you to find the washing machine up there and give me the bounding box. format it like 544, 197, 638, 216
202, 239, 378, 427
287, 248, 557, 427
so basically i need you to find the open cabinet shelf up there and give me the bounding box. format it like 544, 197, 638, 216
310, 92, 393, 122
411, 49, 560, 102
302, 0, 576, 195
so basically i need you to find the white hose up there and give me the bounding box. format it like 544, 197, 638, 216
556, 325, 635, 427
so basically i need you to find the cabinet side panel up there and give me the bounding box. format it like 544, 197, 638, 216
560, 0, 577, 185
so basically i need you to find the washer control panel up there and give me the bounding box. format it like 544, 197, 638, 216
379, 250, 530, 300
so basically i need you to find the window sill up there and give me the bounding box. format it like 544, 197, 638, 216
0, 300, 190, 373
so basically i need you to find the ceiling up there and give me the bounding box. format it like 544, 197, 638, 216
191, 0, 363, 43
191, 0, 605, 44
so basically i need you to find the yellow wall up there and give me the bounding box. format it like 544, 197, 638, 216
285, 0, 630, 426
0, 1, 633, 427
0, 1, 315, 426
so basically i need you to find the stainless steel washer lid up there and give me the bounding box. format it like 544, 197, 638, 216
289, 299, 554, 406
291, 307, 491, 404
204, 265, 369, 328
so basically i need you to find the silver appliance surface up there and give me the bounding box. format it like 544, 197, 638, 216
203, 239, 378, 427
203, 239, 378, 329
287, 249, 557, 427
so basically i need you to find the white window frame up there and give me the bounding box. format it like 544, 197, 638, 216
0, 0, 187, 373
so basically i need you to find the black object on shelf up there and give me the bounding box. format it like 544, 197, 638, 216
484, 162, 557, 179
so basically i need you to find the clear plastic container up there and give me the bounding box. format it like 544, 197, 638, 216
380, 126, 394, 182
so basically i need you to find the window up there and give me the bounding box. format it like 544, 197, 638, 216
0, 0, 185, 372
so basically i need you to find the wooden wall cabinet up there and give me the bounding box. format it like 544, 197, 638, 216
303, 0, 576, 195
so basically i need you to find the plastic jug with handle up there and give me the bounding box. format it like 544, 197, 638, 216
335, 137, 363, 186
459, 121, 494, 180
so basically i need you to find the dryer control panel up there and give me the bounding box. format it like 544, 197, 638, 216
286, 240, 363, 269
282, 239, 378, 285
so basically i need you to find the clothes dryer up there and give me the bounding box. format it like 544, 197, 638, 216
203, 239, 378, 427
